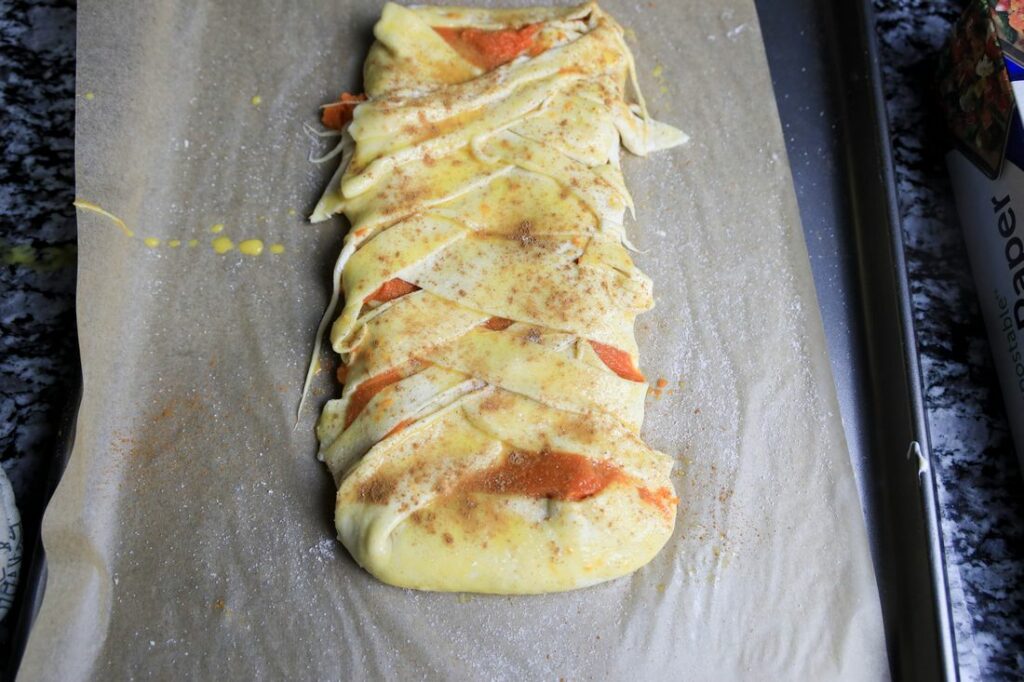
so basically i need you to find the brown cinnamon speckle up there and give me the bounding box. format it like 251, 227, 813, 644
358, 474, 397, 504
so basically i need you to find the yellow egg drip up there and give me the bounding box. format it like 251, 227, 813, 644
72, 199, 284, 260
0, 241, 76, 271
239, 239, 264, 256
212, 237, 234, 254
72, 199, 134, 237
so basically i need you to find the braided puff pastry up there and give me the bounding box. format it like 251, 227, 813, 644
312, 1, 687, 593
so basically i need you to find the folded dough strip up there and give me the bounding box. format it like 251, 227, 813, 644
347, 20, 627, 159
332, 214, 649, 352
332, 388, 675, 592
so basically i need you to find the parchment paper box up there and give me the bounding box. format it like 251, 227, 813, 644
941, 0, 1024, 471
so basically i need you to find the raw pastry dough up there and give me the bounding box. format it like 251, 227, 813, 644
313, 1, 687, 593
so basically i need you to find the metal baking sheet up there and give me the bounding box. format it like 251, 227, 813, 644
9, 0, 956, 679
757, 0, 957, 679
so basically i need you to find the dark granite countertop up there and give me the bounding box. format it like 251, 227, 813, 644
875, 0, 1024, 677
1, 0, 1021, 679
0, 1, 76, 677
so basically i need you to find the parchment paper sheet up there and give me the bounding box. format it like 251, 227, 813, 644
20, 1, 889, 679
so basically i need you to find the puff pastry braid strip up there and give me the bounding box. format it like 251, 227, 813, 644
312, 1, 687, 593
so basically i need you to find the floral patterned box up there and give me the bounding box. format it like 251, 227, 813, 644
941, 0, 1024, 471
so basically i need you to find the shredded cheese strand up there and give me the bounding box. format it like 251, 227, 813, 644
295, 238, 356, 424
614, 27, 651, 152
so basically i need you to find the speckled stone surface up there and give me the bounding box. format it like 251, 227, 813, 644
0, 0, 76, 674
1, 0, 1022, 679
0, 1, 77, 485
874, 0, 1024, 679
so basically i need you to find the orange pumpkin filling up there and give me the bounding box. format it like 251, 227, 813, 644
434, 24, 542, 71
588, 340, 645, 382
461, 450, 624, 501
364, 278, 420, 304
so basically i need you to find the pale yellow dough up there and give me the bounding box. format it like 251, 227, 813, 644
314, 1, 687, 594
